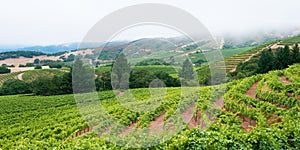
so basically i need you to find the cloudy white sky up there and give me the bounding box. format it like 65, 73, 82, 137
0, 0, 299, 45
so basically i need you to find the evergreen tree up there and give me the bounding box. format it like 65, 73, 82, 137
72, 59, 95, 93
111, 53, 130, 90
179, 58, 197, 86
258, 48, 274, 73
291, 43, 300, 63
179, 58, 195, 80
275, 45, 291, 69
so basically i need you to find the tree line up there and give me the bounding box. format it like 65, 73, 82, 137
228, 44, 299, 80
0, 55, 196, 96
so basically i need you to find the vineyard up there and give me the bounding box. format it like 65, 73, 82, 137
22, 69, 65, 82
0, 72, 24, 85
0, 64, 300, 149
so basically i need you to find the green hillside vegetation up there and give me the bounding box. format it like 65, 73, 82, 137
0, 64, 300, 149
0, 72, 23, 85
0, 51, 46, 60
22, 69, 65, 82
280, 34, 300, 45
95, 65, 179, 77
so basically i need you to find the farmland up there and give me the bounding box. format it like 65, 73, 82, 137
0, 64, 300, 149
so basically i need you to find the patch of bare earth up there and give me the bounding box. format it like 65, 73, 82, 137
279, 76, 291, 84
181, 105, 195, 123
148, 112, 166, 135
188, 110, 203, 129
214, 97, 224, 109
17, 73, 24, 80
266, 114, 282, 126
117, 91, 125, 97
237, 114, 256, 132
98, 126, 112, 138
120, 122, 138, 136
245, 82, 259, 98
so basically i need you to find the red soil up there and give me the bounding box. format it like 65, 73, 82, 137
181, 105, 195, 123
237, 114, 256, 132
120, 122, 138, 136
148, 112, 166, 135
188, 110, 203, 129
279, 76, 291, 84
117, 91, 125, 97
245, 82, 259, 98
214, 98, 224, 109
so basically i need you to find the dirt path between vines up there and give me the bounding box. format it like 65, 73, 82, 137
245, 82, 259, 98
279, 76, 291, 84
117, 91, 125, 97
120, 122, 138, 136
148, 112, 166, 135
214, 97, 224, 109
17, 73, 24, 80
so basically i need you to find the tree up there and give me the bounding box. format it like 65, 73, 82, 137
72, 59, 95, 93
258, 48, 274, 73
35, 65, 42, 69
31, 77, 53, 96
179, 58, 197, 86
179, 58, 195, 80
95, 71, 112, 91
275, 45, 291, 69
0, 66, 11, 74
25, 63, 34, 67
129, 69, 156, 88
34, 59, 40, 64
111, 53, 130, 90
291, 44, 300, 63
0, 79, 31, 95
154, 71, 180, 87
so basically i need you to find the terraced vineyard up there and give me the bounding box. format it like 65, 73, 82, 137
0, 64, 300, 149
0, 72, 24, 85
22, 69, 65, 82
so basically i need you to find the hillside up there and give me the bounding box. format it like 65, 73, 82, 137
0, 64, 300, 149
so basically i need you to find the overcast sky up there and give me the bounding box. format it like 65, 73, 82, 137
0, 0, 299, 45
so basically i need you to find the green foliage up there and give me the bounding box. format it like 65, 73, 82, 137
0, 79, 31, 95
30, 72, 72, 96
0, 66, 11, 74
22, 69, 64, 82
34, 65, 42, 69
111, 53, 130, 90
258, 48, 274, 73
72, 59, 95, 93
0, 51, 45, 60
275, 45, 291, 69
135, 58, 170, 66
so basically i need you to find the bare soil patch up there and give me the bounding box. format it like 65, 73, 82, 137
188, 110, 203, 129
148, 112, 166, 135
117, 91, 125, 97
245, 82, 259, 98
237, 114, 256, 132
181, 105, 195, 123
279, 76, 291, 84
266, 114, 282, 126
214, 97, 224, 109
120, 122, 138, 136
